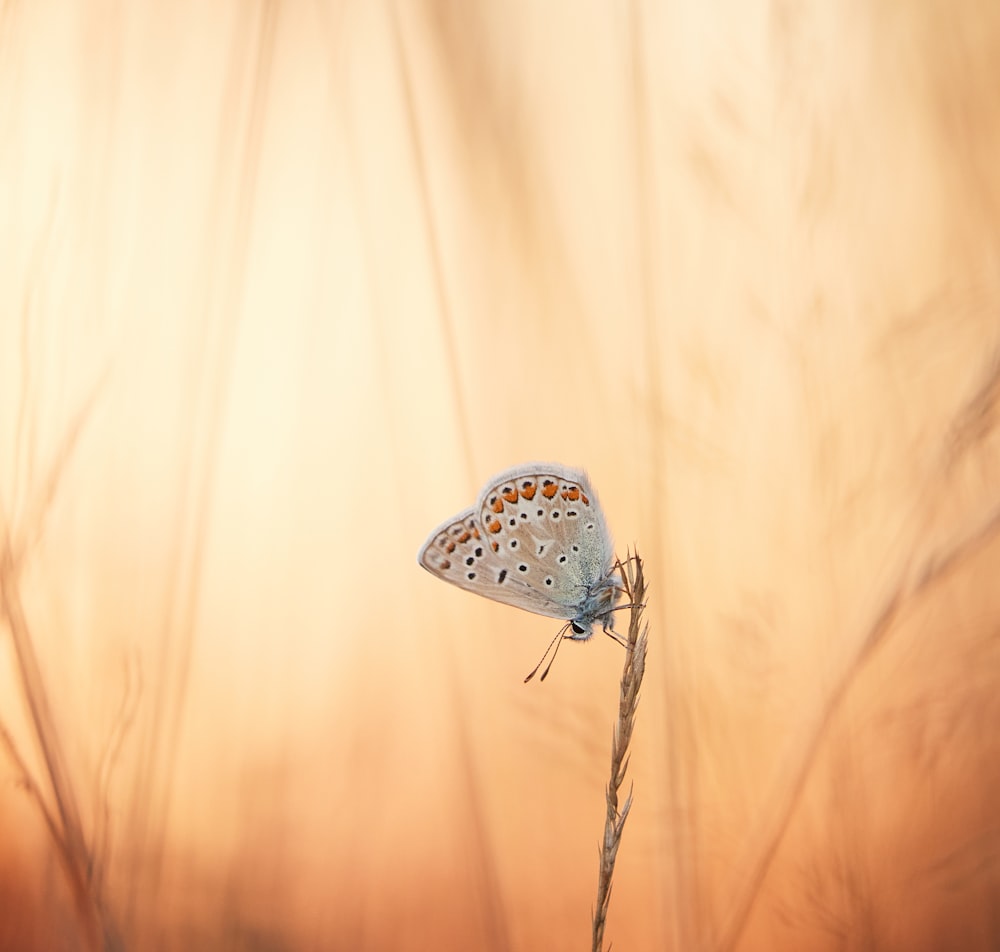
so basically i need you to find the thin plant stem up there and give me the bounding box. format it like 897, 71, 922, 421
593, 551, 649, 952
713, 499, 1000, 952
0, 371, 110, 950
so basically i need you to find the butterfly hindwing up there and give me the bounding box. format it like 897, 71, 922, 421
474, 465, 614, 618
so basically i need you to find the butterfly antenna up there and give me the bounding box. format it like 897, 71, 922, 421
524, 623, 570, 683
539, 629, 568, 682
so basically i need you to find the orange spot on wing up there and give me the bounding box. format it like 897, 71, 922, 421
440, 559, 451, 570
446, 542, 456, 553
457, 531, 470, 543
563, 487, 580, 501
491, 541, 499, 552
581, 492, 590, 505
541, 480, 559, 498
502, 487, 518, 503
487, 519, 502, 534
491, 497, 504, 513
520, 482, 537, 499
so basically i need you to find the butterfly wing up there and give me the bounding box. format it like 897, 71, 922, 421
418, 464, 619, 627
474, 464, 615, 621
418, 507, 570, 619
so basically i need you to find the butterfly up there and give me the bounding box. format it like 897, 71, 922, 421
418, 463, 624, 679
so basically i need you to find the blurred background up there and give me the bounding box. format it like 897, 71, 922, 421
1, 2, 999, 950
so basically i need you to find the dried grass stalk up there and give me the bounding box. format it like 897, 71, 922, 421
0, 374, 114, 951
592, 550, 648, 952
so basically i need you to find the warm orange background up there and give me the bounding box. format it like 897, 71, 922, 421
2, 3, 999, 950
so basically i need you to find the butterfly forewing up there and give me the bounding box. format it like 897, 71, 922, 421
419, 506, 572, 618
418, 511, 485, 584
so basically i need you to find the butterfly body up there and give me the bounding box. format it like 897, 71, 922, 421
418, 463, 620, 639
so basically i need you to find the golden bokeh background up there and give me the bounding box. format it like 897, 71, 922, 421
2, 2, 999, 950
